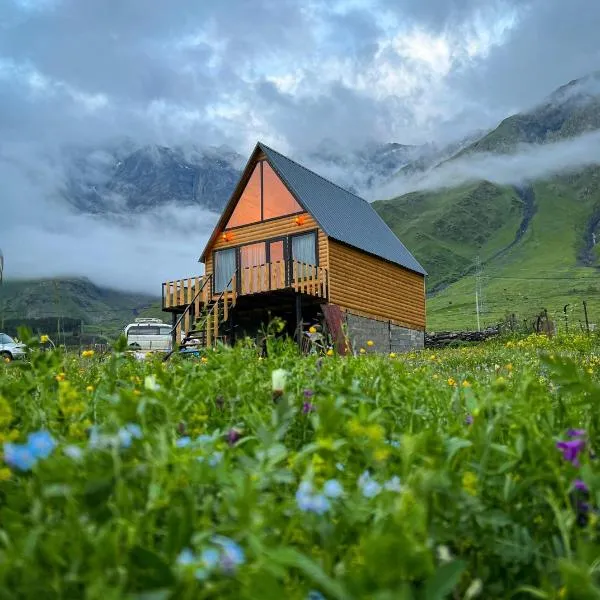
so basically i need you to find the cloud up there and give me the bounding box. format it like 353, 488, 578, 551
0, 145, 217, 293
376, 130, 600, 198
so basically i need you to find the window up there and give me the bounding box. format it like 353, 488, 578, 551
291, 232, 316, 265
226, 164, 261, 228
240, 242, 266, 268
127, 326, 161, 336
160, 327, 172, 336
0, 334, 13, 344
262, 162, 302, 219
225, 161, 305, 229
214, 248, 237, 293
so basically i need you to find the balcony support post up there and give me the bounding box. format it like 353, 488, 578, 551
295, 293, 303, 347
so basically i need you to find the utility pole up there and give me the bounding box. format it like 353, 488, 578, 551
474, 256, 482, 332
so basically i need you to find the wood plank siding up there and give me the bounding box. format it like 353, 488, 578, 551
327, 239, 426, 330
204, 213, 328, 273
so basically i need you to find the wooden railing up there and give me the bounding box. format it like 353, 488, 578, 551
163, 275, 211, 311
194, 273, 238, 348
239, 260, 328, 298
291, 261, 328, 298
169, 275, 213, 348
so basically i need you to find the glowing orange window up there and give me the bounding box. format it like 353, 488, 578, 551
262, 162, 303, 219
226, 164, 261, 228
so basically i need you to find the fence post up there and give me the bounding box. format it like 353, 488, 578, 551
583, 300, 590, 335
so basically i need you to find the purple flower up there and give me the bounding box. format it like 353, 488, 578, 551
567, 429, 586, 439
465, 414, 474, 425
226, 429, 242, 446
303, 389, 314, 398
302, 402, 315, 414
557, 438, 586, 466
574, 479, 589, 492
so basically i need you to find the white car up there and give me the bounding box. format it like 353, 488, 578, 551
0, 333, 27, 361
124, 318, 173, 354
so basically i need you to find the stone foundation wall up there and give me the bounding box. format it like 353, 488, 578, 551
344, 312, 424, 354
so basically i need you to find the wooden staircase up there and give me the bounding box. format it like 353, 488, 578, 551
179, 274, 238, 350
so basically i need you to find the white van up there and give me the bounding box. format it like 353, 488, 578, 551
124, 318, 173, 354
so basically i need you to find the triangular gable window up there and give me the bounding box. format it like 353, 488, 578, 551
263, 162, 302, 219
226, 163, 261, 228
225, 161, 303, 229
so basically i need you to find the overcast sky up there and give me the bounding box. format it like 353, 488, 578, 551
1, 0, 600, 291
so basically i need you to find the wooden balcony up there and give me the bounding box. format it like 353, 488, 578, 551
162, 275, 211, 312
163, 261, 328, 312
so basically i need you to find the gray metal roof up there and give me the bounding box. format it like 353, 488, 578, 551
260, 143, 427, 276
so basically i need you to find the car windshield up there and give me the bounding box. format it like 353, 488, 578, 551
0, 334, 15, 344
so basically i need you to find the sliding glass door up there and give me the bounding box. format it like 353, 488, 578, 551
240, 242, 267, 294
214, 248, 236, 293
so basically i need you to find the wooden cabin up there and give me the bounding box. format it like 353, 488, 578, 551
162, 142, 426, 354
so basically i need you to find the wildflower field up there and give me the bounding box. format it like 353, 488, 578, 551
1, 332, 600, 599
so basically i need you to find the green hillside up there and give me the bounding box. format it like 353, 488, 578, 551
0, 278, 162, 339
375, 168, 600, 332
374, 181, 524, 291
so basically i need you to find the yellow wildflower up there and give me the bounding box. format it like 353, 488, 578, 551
462, 471, 478, 496
364, 423, 385, 443
309, 326, 317, 334
326, 348, 334, 357
40, 334, 49, 343
0, 468, 11, 482
359, 348, 366, 354
81, 350, 95, 358
55, 372, 66, 382
462, 380, 471, 388
429, 354, 437, 361
347, 418, 364, 437
447, 377, 456, 387
389, 352, 397, 358
3, 357, 10, 364
367, 340, 374, 347
317, 437, 335, 451
0, 396, 13, 430
201, 356, 208, 364
86, 385, 94, 393
374, 447, 390, 462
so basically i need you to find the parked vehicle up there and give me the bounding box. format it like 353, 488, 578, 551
0, 333, 27, 361
124, 318, 173, 354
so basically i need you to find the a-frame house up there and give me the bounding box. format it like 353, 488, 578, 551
162, 142, 426, 354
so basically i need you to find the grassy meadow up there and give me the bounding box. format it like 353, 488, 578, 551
1, 331, 600, 598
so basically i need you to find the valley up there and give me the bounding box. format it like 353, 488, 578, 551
3, 73, 600, 337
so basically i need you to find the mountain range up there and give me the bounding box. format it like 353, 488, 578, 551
4, 72, 600, 336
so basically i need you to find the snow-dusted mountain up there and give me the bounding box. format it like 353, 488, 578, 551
59, 139, 450, 217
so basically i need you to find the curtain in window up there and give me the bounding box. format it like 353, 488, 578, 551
214, 248, 236, 292
240, 242, 266, 268
292, 233, 316, 265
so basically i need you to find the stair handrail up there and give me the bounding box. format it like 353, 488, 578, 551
190, 271, 238, 341
170, 274, 213, 339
